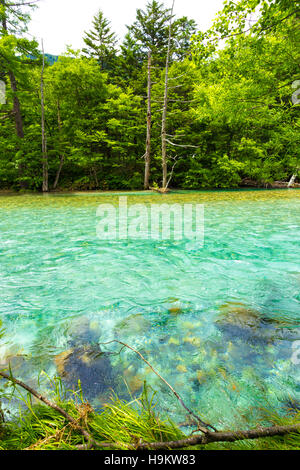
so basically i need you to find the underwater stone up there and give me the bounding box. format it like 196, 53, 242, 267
114, 314, 151, 338
183, 336, 201, 347
123, 364, 145, 394
216, 302, 300, 346
181, 321, 202, 330
217, 302, 261, 329
55, 349, 73, 377
0, 354, 26, 372
126, 374, 144, 394
168, 337, 180, 345
54, 345, 115, 400
67, 316, 101, 346
216, 301, 273, 345
165, 297, 184, 316
168, 305, 182, 316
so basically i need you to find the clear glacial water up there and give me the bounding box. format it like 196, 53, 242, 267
0, 189, 300, 430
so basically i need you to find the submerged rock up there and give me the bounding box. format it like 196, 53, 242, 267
168, 301, 183, 316
54, 315, 150, 403
114, 314, 151, 339
123, 366, 144, 394
215, 302, 269, 345
67, 316, 101, 346
216, 301, 300, 345
0, 354, 26, 373
217, 302, 261, 330
55, 345, 116, 401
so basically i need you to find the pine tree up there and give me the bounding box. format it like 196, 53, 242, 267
82, 10, 118, 71
172, 16, 197, 61
126, 1, 197, 65
127, 0, 172, 63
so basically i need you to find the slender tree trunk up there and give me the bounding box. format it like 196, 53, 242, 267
53, 156, 64, 190
144, 50, 152, 190
288, 169, 298, 188
8, 71, 24, 139
161, 0, 175, 190
93, 166, 99, 188
53, 100, 64, 190
41, 39, 48, 192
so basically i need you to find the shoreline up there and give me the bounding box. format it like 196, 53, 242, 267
0, 184, 299, 197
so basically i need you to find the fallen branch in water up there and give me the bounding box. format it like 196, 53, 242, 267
137, 423, 300, 449
100, 339, 217, 433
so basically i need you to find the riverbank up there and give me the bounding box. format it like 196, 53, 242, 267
0, 182, 299, 196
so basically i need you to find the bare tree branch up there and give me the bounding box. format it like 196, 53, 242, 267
0, 370, 115, 449
138, 423, 300, 449
165, 138, 200, 148
100, 339, 216, 433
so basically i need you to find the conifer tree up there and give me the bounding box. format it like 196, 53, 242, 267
82, 10, 118, 71
126, 0, 172, 64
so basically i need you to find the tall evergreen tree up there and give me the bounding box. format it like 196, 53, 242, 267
126, 0, 172, 63
117, 33, 145, 87
172, 16, 197, 60
82, 10, 118, 71
125, 1, 197, 65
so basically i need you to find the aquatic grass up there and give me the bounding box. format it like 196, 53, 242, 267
0, 381, 185, 450
1, 375, 300, 450
87, 390, 185, 450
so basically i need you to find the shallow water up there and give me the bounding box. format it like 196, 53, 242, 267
0, 189, 300, 429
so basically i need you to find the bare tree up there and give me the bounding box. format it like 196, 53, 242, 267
161, 0, 176, 192
41, 39, 48, 192
144, 50, 152, 190
288, 168, 298, 188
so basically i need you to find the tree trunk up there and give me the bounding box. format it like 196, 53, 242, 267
53, 100, 64, 190
161, 0, 175, 190
41, 39, 48, 192
144, 50, 152, 190
8, 71, 24, 139
288, 170, 298, 188
161, 55, 169, 190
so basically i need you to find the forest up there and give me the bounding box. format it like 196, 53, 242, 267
0, 0, 299, 192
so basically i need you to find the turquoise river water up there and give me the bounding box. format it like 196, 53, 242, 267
0, 189, 299, 430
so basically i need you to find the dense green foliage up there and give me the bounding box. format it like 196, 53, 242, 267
0, 0, 299, 191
